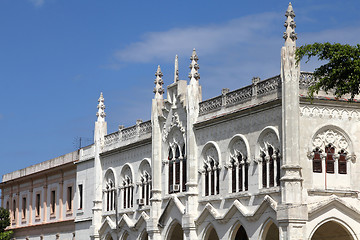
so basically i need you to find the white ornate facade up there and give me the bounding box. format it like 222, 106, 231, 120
2, 3, 360, 240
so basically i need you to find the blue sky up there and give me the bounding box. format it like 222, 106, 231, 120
1, 0, 360, 178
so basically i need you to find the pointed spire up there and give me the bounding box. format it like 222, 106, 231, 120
188, 48, 200, 84
174, 55, 179, 83
96, 92, 106, 122
283, 2, 297, 46
154, 65, 164, 99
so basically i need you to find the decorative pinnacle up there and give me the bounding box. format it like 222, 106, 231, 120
96, 92, 106, 122
188, 48, 200, 84
174, 55, 179, 83
283, 2, 297, 44
154, 65, 164, 99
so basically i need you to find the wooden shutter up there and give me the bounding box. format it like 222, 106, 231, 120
313, 149, 322, 173
339, 151, 347, 174
326, 146, 335, 174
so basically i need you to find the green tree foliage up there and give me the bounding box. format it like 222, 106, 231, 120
0, 207, 13, 240
295, 42, 360, 100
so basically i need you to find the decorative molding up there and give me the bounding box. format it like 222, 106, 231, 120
300, 106, 360, 121
312, 129, 350, 153
162, 112, 186, 142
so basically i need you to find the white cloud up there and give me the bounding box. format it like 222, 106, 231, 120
29, 0, 45, 7
114, 12, 280, 63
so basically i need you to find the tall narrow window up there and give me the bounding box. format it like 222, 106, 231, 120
313, 148, 322, 173
6, 201, 9, 211
276, 150, 281, 186
338, 150, 347, 174
22, 197, 26, 219
182, 144, 187, 192
203, 145, 220, 196
231, 159, 236, 193
123, 177, 133, 209
12, 199, 16, 221
168, 147, 173, 193
78, 184, 83, 210
269, 147, 274, 187
168, 143, 187, 194
67, 186, 73, 211
204, 165, 209, 196
50, 190, 56, 214
36, 194, 41, 217
244, 161, 249, 191
262, 152, 267, 188
325, 145, 335, 174
238, 155, 243, 192
140, 172, 151, 206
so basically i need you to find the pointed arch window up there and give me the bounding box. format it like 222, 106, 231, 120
203, 158, 219, 196
123, 176, 133, 209
105, 180, 115, 211
140, 172, 151, 206
203, 145, 220, 196
261, 146, 281, 189
311, 129, 352, 175
168, 144, 187, 193
230, 153, 249, 193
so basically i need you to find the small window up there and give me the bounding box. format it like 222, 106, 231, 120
22, 197, 26, 219
78, 184, 83, 209
67, 186, 73, 211
338, 150, 347, 174
36, 194, 41, 217
50, 190, 56, 214
325, 145, 335, 174
6, 201, 9, 211
12, 199, 16, 221
313, 148, 322, 173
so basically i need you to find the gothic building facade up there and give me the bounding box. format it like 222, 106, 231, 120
2, 3, 360, 240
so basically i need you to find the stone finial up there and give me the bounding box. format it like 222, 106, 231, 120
174, 55, 179, 82
154, 65, 164, 99
188, 48, 200, 84
283, 2, 297, 45
96, 92, 106, 122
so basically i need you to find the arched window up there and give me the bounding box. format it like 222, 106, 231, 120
140, 172, 151, 205
104, 170, 116, 212
138, 159, 152, 207
168, 143, 186, 193
258, 128, 281, 189
230, 152, 249, 193
121, 165, 133, 209
123, 176, 133, 209
202, 144, 220, 196
105, 180, 115, 211
311, 128, 352, 175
